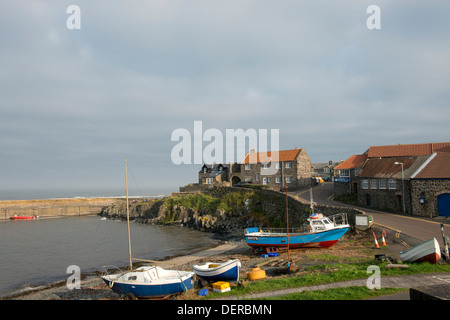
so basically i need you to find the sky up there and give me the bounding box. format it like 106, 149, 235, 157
1, 1, 449, 199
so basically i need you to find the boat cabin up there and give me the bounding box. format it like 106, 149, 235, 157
307, 213, 336, 232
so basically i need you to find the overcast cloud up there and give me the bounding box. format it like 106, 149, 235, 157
1, 1, 449, 199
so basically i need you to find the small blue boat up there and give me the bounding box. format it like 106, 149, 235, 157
101, 266, 194, 299
245, 213, 350, 252
193, 259, 241, 282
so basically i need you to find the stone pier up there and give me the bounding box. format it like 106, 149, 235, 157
0, 198, 126, 220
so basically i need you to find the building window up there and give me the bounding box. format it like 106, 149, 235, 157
206, 178, 213, 184
276, 177, 282, 184
285, 162, 292, 169
245, 177, 252, 182
256, 174, 260, 182
379, 179, 386, 189
263, 163, 270, 169
275, 162, 280, 169
362, 179, 369, 190
370, 179, 377, 190
388, 179, 397, 190
340, 169, 350, 177
245, 164, 251, 170
286, 176, 292, 184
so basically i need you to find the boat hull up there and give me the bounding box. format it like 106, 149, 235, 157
193, 259, 241, 282
400, 238, 441, 264
245, 226, 349, 250
10, 216, 37, 220
101, 271, 195, 298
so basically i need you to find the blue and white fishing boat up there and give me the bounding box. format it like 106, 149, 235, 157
193, 259, 241, 282
245, 212, 350, 252
101, 266, 194, 299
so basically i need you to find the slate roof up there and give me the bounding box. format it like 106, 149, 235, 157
357, 155, 431, 179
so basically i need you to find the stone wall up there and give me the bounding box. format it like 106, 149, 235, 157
355, 177, 412, 214
411, 179, 450, 217
100, 187, 364, 240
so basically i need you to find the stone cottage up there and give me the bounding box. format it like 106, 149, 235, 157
234, 147, 312, 191
335, 142, 450, 217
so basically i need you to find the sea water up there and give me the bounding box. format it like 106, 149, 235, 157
0, 216, 218, 298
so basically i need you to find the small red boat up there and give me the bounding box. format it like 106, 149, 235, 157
10, 215, 38, 220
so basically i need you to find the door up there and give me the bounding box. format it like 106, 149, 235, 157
438, 193, 450, 217
262, 177, 267, 185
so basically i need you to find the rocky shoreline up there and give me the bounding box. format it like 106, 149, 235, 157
3, 224, 419, 300
4, 240, 245, 300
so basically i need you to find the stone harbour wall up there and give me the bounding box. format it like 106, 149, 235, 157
0, 198, 126, 220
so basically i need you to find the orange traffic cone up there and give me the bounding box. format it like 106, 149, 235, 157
381, 230, 387, 246
373, 232, 380, 249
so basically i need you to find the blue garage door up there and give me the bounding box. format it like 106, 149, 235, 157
438, 193, 450, 217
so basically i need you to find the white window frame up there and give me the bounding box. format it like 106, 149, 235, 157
379, 179, 386, 189
388, 179, 397, 190
370, 179, 377, 190
276, 177, 282, 184
285, 162, 292, 169
340, 169, 350, 177
206, 178, 213, 184
245, 164, 251, 170
286, 176, 292, 184
362, 179, 369, 190
245, 177, 252, 182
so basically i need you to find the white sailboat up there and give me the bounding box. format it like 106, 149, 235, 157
101, 159, 194, 299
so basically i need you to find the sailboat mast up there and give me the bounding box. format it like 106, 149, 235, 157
125, 158, 133, 270
285, 186, 290, 264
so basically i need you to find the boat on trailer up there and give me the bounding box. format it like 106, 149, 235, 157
244, 212, 350, 253
400, 237, 441, 264
193, 259, 241, 282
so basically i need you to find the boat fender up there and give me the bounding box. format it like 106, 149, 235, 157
109, 281, 114, 288
248, 268, 266, 281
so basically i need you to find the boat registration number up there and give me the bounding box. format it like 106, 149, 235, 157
247, 236, 259, 240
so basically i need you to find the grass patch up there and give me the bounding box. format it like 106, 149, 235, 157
258, 286, 408, 300
201, 261, 450, 300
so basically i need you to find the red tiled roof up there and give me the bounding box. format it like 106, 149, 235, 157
367, 142, 450, 158
242, 148, 301, 164
334, 154, 368, 170
412, 153, 450, 179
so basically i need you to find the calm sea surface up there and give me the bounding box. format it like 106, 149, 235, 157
0, 216, 218, 298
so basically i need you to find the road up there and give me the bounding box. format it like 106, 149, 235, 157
292, 182, 450, 248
